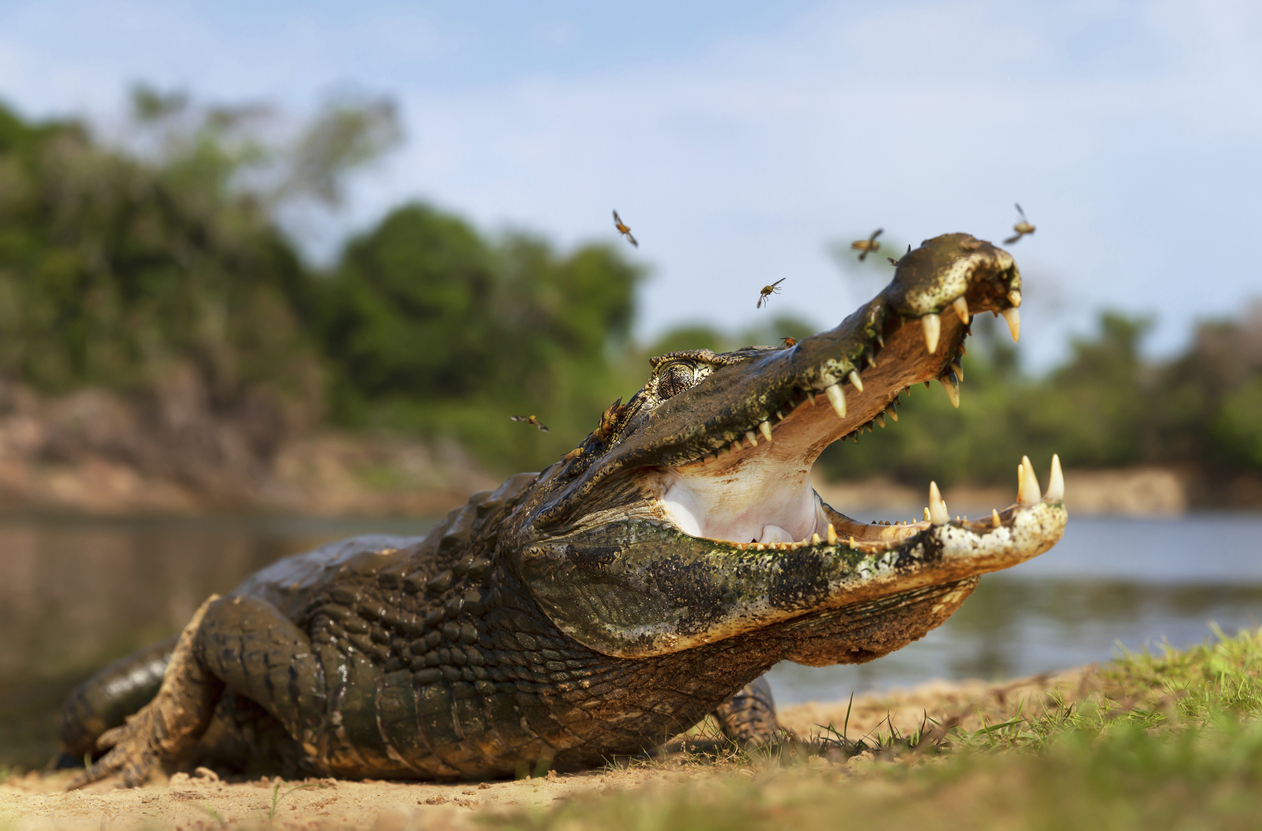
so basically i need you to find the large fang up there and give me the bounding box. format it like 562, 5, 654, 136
759, 421, 774, 443
1020, 454, 1041, 507
824, 384, 846, 419
848, 370, 864, 392
928, 481, 949, 526
952, 296, 970, 324
1047, 453, 1064, 501
1001, 307, 1020, 342
922, 313, 941, 354
745, 430, 758, 448
940, 377, 960, 408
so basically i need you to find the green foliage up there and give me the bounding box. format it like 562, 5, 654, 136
0, 96, 324, 417
2, 93, 1260, 488
316, 204, 645, 471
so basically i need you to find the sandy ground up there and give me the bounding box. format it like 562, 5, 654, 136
0, 668, 1093, 830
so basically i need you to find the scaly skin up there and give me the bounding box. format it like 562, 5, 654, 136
63, 233, 1066, 785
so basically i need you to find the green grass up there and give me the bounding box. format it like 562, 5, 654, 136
488, 628, 1262, 831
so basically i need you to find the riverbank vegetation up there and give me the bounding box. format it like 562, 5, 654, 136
1, 91, 1258, 503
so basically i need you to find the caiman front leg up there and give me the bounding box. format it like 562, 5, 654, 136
70, 594, 326, 789
70, 597, 224, 788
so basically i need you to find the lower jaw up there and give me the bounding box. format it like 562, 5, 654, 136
665, 452, 1066, 555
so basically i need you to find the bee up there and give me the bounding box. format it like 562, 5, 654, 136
612, 210, 638, 247
1004, 203, 1035, 244
781, 336, 797, 348
887, 244, 911, 267
757, 278, 785, 309
849, 228, 884, 262
511, 415, 550, 432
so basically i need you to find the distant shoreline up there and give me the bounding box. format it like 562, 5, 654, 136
0, 380, 1250, 517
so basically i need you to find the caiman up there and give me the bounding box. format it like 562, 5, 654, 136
62, 233, 1067, 786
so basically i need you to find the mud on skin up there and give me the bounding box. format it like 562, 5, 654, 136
61, 232, 1067, 786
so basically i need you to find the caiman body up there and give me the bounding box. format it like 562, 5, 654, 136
63, 233, 1067, 785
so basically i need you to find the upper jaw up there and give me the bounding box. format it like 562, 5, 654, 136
646, 233, 1025, 550
622, 233, 1019, 470
535, 233, 1022, 532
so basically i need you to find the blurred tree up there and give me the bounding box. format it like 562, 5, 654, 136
0, 89, 402, 435
0, 100, 320, 416
317, 203, 645, 470
1157, 302, 1262, 476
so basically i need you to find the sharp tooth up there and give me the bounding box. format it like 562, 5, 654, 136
923, 507, 930, 521
921, 313, 941, 354
951, 361, 964, 382
759, 421, 773, 443
928, 481, 949, 525
1017, 462, 1024, 503
804, 393, 815, 407
1020, 455, 1041, 506
826, 524, 838, 545
939, 377, 960, 408
992, 509, 1001, 528
1008, 290, 1022, 307
848, 370, 864, 392
1001, 307, 1020, 342
824, 383, 846, 419
754, 543, 766, 551
876, 413, 886, 428
812, 533, 821, 545
849, 535, 857, 549
952, 296, 970, 324
1047, 453, 1064, 501
888, 409, 898, 422
746, 430, 758, 448
731, 442, 742, 453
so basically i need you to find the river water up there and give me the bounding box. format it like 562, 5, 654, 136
2, 512, 1259, 767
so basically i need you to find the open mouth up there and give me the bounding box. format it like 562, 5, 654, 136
524, 234, 1067, 660
654, 234, 1062, 557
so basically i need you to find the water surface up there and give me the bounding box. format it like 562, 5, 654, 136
2, 512, 1259, 767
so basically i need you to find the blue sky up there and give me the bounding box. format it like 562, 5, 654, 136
1, 0, 1259, 369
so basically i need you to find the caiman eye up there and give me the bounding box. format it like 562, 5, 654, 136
657, 363, 696, 399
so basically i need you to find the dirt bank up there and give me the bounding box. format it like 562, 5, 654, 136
0, 668, 1093, 830
0, 375, 498, 517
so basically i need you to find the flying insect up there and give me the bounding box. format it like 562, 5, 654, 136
757, 278, 785, 309
850, 228, 884, 262
1004, 204, 1035, 244
511, 415, 550, 432
612, 210, 638, 247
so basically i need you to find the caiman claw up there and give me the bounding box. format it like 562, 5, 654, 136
68, 596, 223, 789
